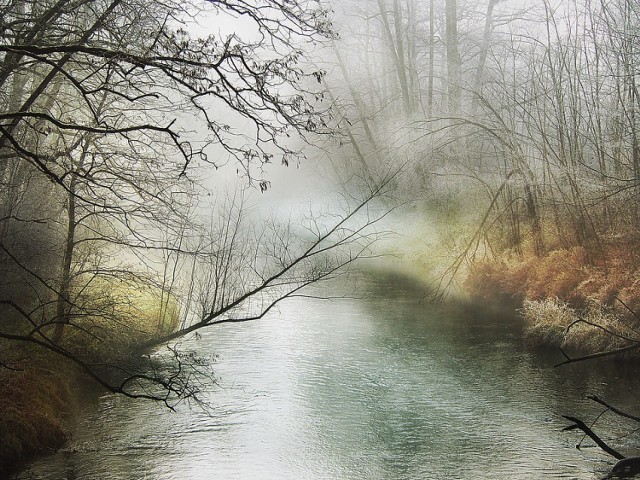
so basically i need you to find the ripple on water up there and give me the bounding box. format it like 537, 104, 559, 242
12, 275, 639, 480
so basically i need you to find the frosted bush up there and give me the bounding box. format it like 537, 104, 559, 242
520, 297, 639, 353
519, 298, 577, 346
520, 298, 576, 327
574, 300, 638, 351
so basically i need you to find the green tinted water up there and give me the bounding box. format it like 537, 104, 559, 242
14, 272, 639, 479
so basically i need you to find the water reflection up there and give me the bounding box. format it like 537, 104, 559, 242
14, 271, 639, 479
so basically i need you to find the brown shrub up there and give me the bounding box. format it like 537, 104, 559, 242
466, 239, 640, 354
464, 260, 503, 302
524, 247, 588, 301
0, 359, 72, 474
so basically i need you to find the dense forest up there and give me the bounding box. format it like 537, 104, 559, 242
1, 0, 639, 475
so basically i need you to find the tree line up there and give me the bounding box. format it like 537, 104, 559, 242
327, 0, 640, 263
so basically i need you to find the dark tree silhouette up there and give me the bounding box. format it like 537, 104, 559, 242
0, 0, 395, 407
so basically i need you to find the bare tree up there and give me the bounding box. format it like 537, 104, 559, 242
0, 0, 400, 409
0, 173, 396, 407
0, 0, 333, 184
444, 0, 461, 115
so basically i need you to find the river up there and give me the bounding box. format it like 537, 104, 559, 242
13, 270, 639, 479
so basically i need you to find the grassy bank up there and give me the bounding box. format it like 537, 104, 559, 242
464, 238, 640, 357
0, 346, 78, 476
0, 281, 181, 476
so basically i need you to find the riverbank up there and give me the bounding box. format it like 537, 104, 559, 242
1, 344, 162, 477
0, 346, 81, 476
464, 239, 640, 358
0, 284, 180, 477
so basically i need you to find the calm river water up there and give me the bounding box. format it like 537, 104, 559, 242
14, 270, 639, 479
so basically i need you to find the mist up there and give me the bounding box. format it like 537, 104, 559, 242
2, 0, 640, 478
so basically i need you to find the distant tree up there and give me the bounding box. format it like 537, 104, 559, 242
444, 0, 460, 115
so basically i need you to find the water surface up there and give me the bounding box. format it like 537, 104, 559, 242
14, 271, 639, 479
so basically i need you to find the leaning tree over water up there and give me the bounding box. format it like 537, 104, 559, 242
0, 0, 393, 406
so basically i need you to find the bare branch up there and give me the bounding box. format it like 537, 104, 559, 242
588, 395, 640, 423
562, 415, 625, 460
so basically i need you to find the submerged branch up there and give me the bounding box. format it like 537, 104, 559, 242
555, 342, 640, 367
562, 416, 625, 460
588, 395, 640, 423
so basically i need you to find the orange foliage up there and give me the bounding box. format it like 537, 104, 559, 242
466, 238, 640, 354
466, 241, 640, 318
463, 260, 509, 302
523, 247, 588, 303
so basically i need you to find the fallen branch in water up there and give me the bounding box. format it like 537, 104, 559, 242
562, 415, 625, 460
555, 342, 640, 367
588, 395, 640, 423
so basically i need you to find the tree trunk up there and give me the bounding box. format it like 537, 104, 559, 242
427, 0, 435, 118
377, 0, 411, 116
53, 173, 77, 343
472, 0, 499, 114
445, 0, 461, 115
